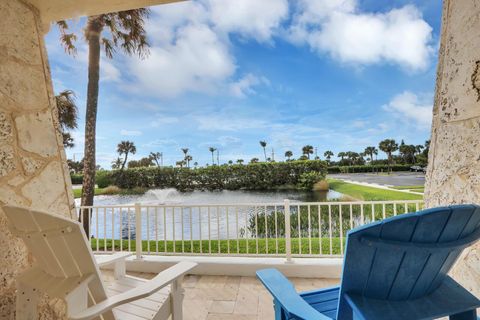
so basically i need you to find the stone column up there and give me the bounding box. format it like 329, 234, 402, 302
0, 0, 75, 318
425, 0, 480, 297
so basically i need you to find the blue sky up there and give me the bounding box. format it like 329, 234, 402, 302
45, 0, 442, 168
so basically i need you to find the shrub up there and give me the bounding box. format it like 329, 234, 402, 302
327, 164, 412, 174
95, 170, 113, 188
70, 174, 83, 184
109, 160, 328, 192
297, 172, 324, 190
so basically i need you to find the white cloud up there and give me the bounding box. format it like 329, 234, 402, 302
129, 23, 235, 97
195, 112, 267, 131
229, 74, 269, 98
207, 0, 288, 43
288, 1, 433, 70
127, 0, 285, 98
150, 116, 180, 127
383, 91, 432, 128
120, 129, 143, 136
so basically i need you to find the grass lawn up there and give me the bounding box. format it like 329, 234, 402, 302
328, 179, 423, 201
392, 185, 425, 193
73, 187, 146, 199
91, 237, 343, 255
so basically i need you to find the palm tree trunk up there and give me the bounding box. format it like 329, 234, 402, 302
263, 148, 267, 161
211, 152, 214, 165
81, 17, 103, 236
121, 152, 129, 170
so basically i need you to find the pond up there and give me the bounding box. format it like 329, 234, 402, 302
77, 189, 347, 242
81, 188, 345, 206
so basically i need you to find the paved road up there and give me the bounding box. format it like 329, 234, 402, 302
329, 172, 425, 187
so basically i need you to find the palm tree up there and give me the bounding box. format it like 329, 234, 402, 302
302, 145, 314, 159
379, 139, 399, 172
185, 155, 193, 168
209, 147, 217, 165
285, 150, 293, 161
338, 152, 346, 161
58, 9, 150, 234
228, 160, 233, 165
236, 159, 244, 164
149, 152, 162, 167
55, 90, 78, 148
117, 140, 137, 171
111, 157, 122, 170
259, 140, 267, 161
181, 148, 189, 157
193, 161, 198, 168
324, 150, 334, 163
364, 147, 378, 163
250, 158, 259, 163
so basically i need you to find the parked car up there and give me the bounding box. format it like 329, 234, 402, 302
410, 165, 425, 172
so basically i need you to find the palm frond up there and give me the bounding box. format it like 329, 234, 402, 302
56, 21, 77, 55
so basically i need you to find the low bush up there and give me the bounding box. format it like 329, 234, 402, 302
70, 174, 83, 184
327, 164, 412, 174
108, 160, 328, 192
96, 170, 113, 188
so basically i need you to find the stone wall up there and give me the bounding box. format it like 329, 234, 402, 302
0, 0, 75, 318
425, 0, 480, 297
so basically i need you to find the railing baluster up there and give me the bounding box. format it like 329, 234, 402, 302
339, 205, 344, 255
371, 203, 375, 222
227, 207, 230, 254
111, 208, 115, 252
328, 204, 332, 255
394, 203, 397, 216
236, 207, 239, 254
318, 205, 322, 255
119, 207, 123, 252
190, 207, 193, 254
217, 207, 221, 254
264, 205, 268, 254
155, 207, 158, 254
360, 204, 364, 225
199, 207, 202, 254
128, 207, 131, 252
349, 204, 353, 230
255, 206, 259, 255
163, 207, 167, 253
382, 203, 386, 219
104, 208, 107, 251
274, 205, 278, 255
96, 207, 99, 252
172, 207, 176, 253
181, 207, 184, 254
284, 199, 291, 262
245, 207, 249, 255
147, 207, 150, 255
308, 205, 312, 255
297, 204, 301, 255
208, 207, 211, 254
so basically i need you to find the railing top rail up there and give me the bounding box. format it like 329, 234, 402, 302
76, 199, 424, 210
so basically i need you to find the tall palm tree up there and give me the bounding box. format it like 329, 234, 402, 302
58, 9, 150, 234
302, 145, 314, 159
338, 152, 346, 161
209, 147, 217, 165
285, 150, 293, 161
324, 150, 334, 163
149, 152, 162, 167
259, 140, 267, 161
236, 159, 244, 164
364, 146, 378, 163
117, 140, 137, 171
181, 148, 189, 157
185, 155, 193, 168
111, 157, 122, 170
379, 139, 399, 172
55, 90, 78, 148
250, 158, 259, 163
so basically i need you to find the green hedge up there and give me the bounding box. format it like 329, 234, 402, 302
106, 160, 327, 191
327, 164, 412, 174
70, 174, 83, 184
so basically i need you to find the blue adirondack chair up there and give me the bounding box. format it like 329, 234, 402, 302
257, 205, 480, 320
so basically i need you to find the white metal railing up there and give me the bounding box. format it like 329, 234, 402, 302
76, 200, 425, 259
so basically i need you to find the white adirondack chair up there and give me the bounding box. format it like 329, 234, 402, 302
3, 205, 197, 320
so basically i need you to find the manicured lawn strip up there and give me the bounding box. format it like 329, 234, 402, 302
328, 179, 423, 201
73, 187, 146, 198
91, 237, 343, 255
392, 185, 424, 193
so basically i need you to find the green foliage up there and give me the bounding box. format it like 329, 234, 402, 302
327, 164, 412, 174
297, 171, 324, 190
108, 160, 327, 192
70, 174, 83, 184
95, 170, 113, 188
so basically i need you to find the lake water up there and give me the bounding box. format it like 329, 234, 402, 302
83, 188, 344, 206
77, 189, 345, 242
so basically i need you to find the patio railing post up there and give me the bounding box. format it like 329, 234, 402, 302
284, 199, 292, 262
135, 203, 142, 260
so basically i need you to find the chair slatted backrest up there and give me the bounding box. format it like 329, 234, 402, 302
337, 204, 480, 320
4, 205, 115, 320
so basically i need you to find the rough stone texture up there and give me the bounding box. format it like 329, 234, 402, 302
425, 0, 480, 298
0, 0, 75, 318
15, 111, 59, 157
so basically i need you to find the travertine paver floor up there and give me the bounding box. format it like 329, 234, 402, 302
127, 272, 340, 320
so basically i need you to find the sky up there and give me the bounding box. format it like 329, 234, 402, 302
45, 0, 443, 168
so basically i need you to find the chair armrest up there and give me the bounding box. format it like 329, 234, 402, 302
256, 269, 331, 320
70, 261, 197, 320
95, 252, 132, 267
